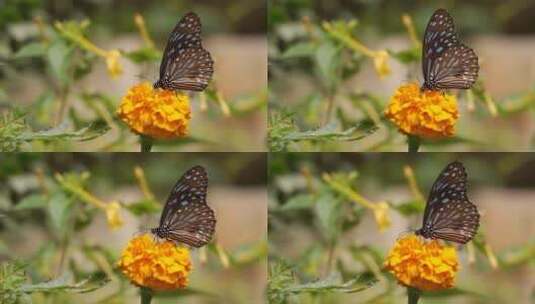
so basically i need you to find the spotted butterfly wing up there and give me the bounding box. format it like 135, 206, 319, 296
151, 165, 216, 248
422, 9, 479, 91
416, 161, 480, 244
154, 12, 214, 92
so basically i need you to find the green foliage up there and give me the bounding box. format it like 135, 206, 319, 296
0, 154, 267, 303
268, 110, 377, 151
269, 1, 535, 151
0, 261, 105, 304
1, 3, 266, 151
269, 154, 535, 303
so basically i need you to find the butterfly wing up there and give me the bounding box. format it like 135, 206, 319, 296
163, 199, 216, 247
432, 44, 479, 89
428, 199, 479, 244
156, 12, 214, 91
159, 165, 208, 228
423, 9, 458, 86
161, 48, 214, 91
422, 9, 479, 90
158, 165, 216, 247
421, 161, 479, 244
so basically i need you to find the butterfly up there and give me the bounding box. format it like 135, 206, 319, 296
151, 165, 216, 248
421, 9, 479, 91
415, 161, 480, 244
153, 12, 214, 92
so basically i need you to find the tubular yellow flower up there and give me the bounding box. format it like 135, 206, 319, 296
372, 50, 391, 79
385, 83, 459, 138
322, 20, 391, 79
117, 234, 191, 290
104, 201, 123, 229
384, 235, 459, 291
55, 20, 123, 79
117, 82, 191, 139
371, 201, 391, 232
105, 50, 123, 79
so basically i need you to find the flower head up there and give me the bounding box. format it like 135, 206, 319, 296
385, 83, 459, 138
384, 234, 459, 291
117, 234, 191, 290
117, 82, 191, 139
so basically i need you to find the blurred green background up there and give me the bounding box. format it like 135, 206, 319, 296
0, 153, 267, 303
268, 153, 535, 303
0, 0, 267, 151
269, 0, 535, 151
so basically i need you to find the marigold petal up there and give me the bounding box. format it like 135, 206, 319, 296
385, 83, 459, 138
384, 234, 459, 291
117, 82, 191, 139
117, 234, 191, 290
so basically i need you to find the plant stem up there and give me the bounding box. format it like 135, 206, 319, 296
408, 135, 420, 153
407, 287, 421, 304
324, 241, 335, 276
140, 287, 153, 304
140, 135, 153, 152
322, 93, 335, 126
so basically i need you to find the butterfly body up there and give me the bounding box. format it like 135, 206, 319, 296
154, 12, 214, 92
421, 9, 479, 91
416, 161, 480, 244
151, 165, 216, 248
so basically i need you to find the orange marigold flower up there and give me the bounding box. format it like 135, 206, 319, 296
117, 234, 191, 290
385, 83, 459, 138
117, 82, 191, 139
384, 234, 459, 291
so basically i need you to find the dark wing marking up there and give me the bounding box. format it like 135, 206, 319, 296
429, 199, 480, 244
159, 12, 202, 81
164, 199, 216, 248
163, 48, 214, 91
433, 44, 479, 89
156, 12, 214, 92
423, 161, 468, 225
423, 9, 458, 86
159, 165, 208, 228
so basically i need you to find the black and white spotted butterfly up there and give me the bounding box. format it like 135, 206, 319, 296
415, 161, 480, 244
421, 9, 479, 91
151, 165, 216, 248
153, 12, 214, 92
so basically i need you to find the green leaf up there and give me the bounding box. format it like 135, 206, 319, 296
14, 194, 47, 210
284, 122, 377, 142
393, 200, 425, 216
315, 42, 340, 91
279, 193, 315, 211
124, 47, 161, 63
47, 40, 73, 86
20, 121, 110, 142
0, 261, 27, 304
20, 273, 108, 294
47, 191, 73, 232
124, 199, 160, 216
315, 191, 341, 242
281, 42, 317, 59
14, 42, 47, 59
391, 48, 420, 64
283, 273, 374, 294
268, 260, 295, 304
